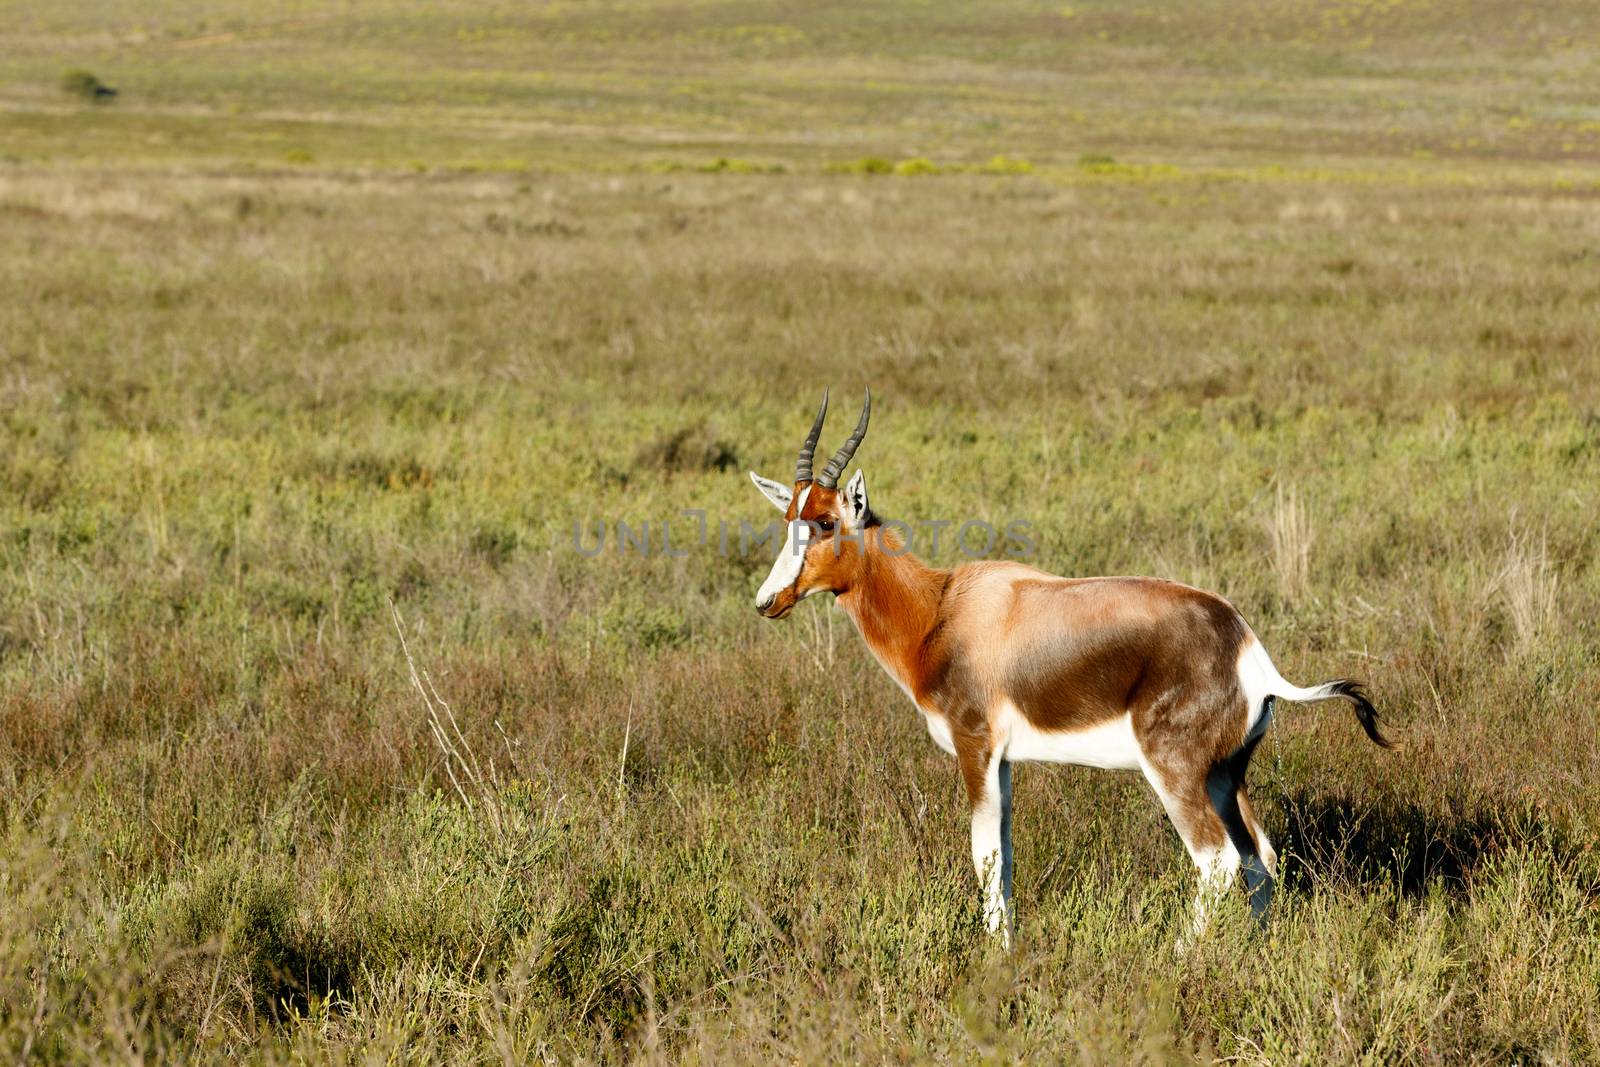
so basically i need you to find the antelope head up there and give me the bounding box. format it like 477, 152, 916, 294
748, 389, 874, 618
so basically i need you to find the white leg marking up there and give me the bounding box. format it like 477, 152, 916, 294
970, 754, 1014, 948
1185, 842, 1241, 944
1250, 816, 1278, 879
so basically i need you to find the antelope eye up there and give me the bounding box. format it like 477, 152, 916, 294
815, 518, 834, 534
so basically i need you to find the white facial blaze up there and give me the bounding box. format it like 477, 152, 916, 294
756, 486, 811, 609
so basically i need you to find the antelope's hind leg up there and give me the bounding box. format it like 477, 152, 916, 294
1205, 738, 1274, 921
1140, 757, 1238, 944
1235, 781, 1277, 910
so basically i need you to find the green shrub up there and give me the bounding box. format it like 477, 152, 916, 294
469, 524, 521, 567
1075, 153, 1183, 181
826, 156, 895, 175
977, 154, 1033, 174
59, 68, 115, 103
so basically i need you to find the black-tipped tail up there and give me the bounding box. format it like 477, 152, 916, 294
1324, 680, 1392, 748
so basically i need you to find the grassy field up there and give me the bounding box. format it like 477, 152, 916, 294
3, 1, 1600, 1062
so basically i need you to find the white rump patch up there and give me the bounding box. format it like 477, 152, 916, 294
1236, 635, 1340, 743
1236, 638, 1278, 743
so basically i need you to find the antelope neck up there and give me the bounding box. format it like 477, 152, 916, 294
835, 535, 949, 695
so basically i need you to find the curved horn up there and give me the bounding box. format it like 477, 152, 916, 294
816, 388, 870, 488
794, 390, 829, 484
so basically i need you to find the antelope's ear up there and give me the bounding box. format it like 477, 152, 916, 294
748, 472, 793, 512
841, 469, 870, 528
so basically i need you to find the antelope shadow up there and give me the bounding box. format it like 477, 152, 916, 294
1271, 788, 1588, 899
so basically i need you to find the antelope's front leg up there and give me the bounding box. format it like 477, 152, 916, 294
962, 744, 1014, 947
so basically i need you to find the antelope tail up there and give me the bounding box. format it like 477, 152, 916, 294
1240, 638, 1393, 749
1273, 678, 1392, 749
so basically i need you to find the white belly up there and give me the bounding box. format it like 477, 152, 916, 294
922, 709, 957, 755
1001, 704, 1142, 769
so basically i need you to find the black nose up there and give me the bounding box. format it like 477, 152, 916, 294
756, 595, 774, 613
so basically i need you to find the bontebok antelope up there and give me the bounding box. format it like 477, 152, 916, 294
749, 390, 1390, 946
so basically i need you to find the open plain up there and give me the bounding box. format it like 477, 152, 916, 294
2, 1, 1599, 1062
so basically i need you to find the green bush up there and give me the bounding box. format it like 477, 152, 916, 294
826, 156, 895, 175
59, 68, 115, 103
977, 154, 1033, 174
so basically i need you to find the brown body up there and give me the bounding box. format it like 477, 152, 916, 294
751, 395, 1387, 944
828, 529, 1258, 864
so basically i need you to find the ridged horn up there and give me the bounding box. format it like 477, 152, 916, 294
795, 390, 829, 484
815, 388, 870, 488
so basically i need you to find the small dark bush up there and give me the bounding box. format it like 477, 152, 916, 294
60, 68, 117, 103
634, 424, 739, 474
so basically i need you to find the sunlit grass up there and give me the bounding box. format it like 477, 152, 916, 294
1, 1, 1599, 1062
2, 160, 1597, 1062
3, 0, 1598, 172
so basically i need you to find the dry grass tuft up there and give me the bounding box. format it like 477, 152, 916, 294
1268, 484, 1315, 607
1492, 522, 1560, 656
